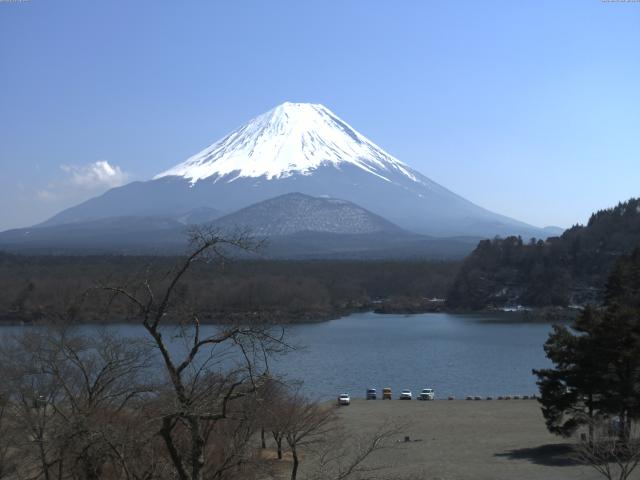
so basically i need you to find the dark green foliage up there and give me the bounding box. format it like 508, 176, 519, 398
534, 249, 640, 439
606, 248, 640, 309
0, 253, 459, 324
534, 307, 604, 437
448, 198, 640, 309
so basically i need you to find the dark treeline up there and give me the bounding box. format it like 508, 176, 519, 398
447, 197, 640, 310
0, 252, 459, 324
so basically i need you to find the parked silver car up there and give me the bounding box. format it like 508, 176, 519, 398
419, 388, 435, 400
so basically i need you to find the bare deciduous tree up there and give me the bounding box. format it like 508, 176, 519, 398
256, 377, 291, 459
0, 327, 156, 480
573, 419, 640, 480
103, 227, 288, 480
0, 392, 16, 480
0, 228, 408, 480
308, 421, 403, 480
280, 393, 337, 480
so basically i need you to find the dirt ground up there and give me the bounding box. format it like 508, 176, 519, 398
328, 399, 603, 480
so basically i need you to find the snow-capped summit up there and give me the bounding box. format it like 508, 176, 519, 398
154, 102, 418, 184
37, 102, 550, 240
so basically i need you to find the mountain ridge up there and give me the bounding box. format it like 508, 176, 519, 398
210, 192, 404, 236
0, 193, 479, 258
35, 102, 551, 239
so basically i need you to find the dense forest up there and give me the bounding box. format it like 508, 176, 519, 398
0, 252, 459, 324
447, 198, 640, 310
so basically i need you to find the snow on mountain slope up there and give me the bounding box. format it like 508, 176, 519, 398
36, 101, 550, 239
210, 192, 405, 236
154, 102, 419, 184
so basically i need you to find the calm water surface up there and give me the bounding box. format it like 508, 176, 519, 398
280, 312, 554, 399
0, 312, 554, 400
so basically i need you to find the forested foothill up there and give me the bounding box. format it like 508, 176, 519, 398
447, 198, 640, 310
0, 251, 458, 325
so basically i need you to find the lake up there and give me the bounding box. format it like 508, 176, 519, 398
280, 312, 554, 400
0, 311, 555, 400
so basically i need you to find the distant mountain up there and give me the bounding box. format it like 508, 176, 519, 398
446, 197, 640, 309
174, 207, 222, 225
0, 216, 187, 254
0, 193, 478, 259
207, 193, 477, 258
38, 102, 549, 239
210, 193, 403, 236
542, 226, 565, 236
0, 206, 220, 254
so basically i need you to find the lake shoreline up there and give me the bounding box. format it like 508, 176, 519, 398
0, 303, 579, 326
0, 302, 579, 326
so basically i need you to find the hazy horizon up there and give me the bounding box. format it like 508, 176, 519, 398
1, 0, 639, 231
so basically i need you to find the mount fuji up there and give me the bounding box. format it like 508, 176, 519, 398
37, 102, 547, 240
1, 102, 558, 255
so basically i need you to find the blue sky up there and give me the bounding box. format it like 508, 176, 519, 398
1, 0, 639, 230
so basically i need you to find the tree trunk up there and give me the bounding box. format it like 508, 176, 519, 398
189, 416, 206, 480
36, 427, 51, 480
160, 417, 189, 480
290, 447, 299, 480
82, 456, 102, 480
588, 397, 594, 443
272, 432, 283, 459
616, 410, 630, 445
